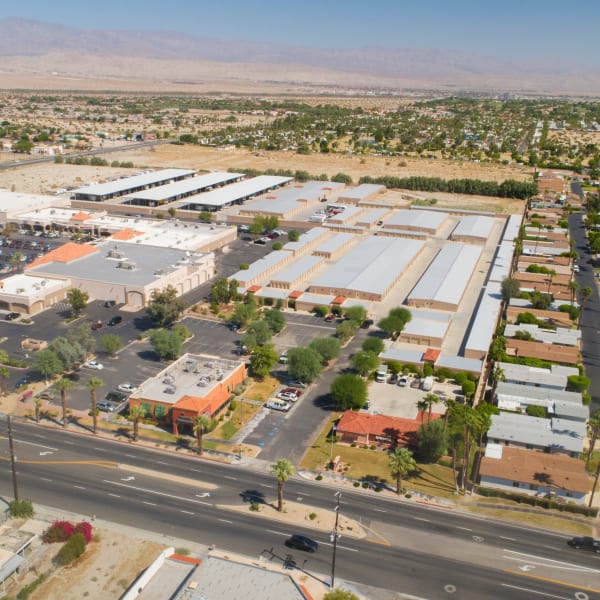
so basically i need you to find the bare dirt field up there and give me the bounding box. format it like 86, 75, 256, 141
0, 144, 531, 214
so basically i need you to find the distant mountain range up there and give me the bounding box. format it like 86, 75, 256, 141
0, 18, 599, 95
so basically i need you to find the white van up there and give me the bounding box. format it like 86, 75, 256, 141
266, 399, 291, 412
376, 364, 388, 383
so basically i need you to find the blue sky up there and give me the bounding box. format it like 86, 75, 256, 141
2, 0, 599, 66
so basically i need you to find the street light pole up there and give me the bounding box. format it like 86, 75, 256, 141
7, 415, 19, 501
330, 490, 341, 588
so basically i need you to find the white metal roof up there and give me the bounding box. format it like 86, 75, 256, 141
229, 250, 290, 285
488, 241, 514, 283
270, 255, 323, 285
435, 354, 483, 374
408, 243, 482, 306
380, 348, 425, 365
504, 213, 524, 242
504, 323, 581, 346
72, 169, 195, 197
464, 281, 503, 353
338, 183, 385, 200
314, 233, 354, 254
310, 236, 425, 296
386, 209, 448, 230
123, 172, 243, 201
402, 317, 449, 339
282, 227, 328, 253
451, 215, 495, 239
186, 176, 292, 207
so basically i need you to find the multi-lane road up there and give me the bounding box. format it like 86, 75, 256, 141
1, 421, 598, 599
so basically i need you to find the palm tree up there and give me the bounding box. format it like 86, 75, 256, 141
578, 286, 593, 326
129, 405, 147, 442
388, 447, 416, 495
490, 364, 505, 400
34, 397, 42, 423
270, 459, 295, 512
568, 280, 579, 306
416, 398, 428, 424
55, 377, 75, 429
193, 414, 212, 456
586, 409, 600, 470
421, 393, 440, 423
86, 377, 104, 434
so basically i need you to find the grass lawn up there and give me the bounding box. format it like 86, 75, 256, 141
245, 376, 279, 401
210, 400, 261, 441
300, 414, 458, 499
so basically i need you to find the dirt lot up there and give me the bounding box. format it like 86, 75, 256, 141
6, 523, 165, 600
0, 144, 530, 214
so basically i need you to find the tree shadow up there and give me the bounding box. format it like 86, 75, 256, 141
137, 349, 160, 362
312, 392, 337, 411
133, 314, 154, 332
240, 489, 265, 504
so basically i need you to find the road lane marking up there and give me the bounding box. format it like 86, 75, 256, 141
143, 501, 157, 506
501, 583, 570, 599
373, 508, 387, 513
63, 441, 75, 445
500, 536, 516, 541
124, 454, 136, 458
413, 517, 430, 522
156, 461, 168, 465
260, 484, 273, 488
103, 480, 214, 506
456, 526, 472, 531
223, 476, 237, 481
73, 485, 86, 490
180, 510, 195, 515
218, 519, 233, 524
40, 477, 53, 482
266, 530, 289, 536
319, 542, 359, 552
92, 447, 108, 452
12, 439, 58, 451
503, 550, 600, 573
108, 493, 120, 498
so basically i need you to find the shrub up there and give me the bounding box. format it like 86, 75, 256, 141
175, 547, 191, 555
56, 532, 86, 566
229, 400, 238, 411
74, 522, 93, 544
308, 512, 317, 520
374, 486, 383, 493
43, 520, 74, 543
16, 572, 46, 600
249, 503, 260, 511
361, 482, 369, 489
353, 481, 360, 487
9, 499, 34, 518
239, 263, 249, 270
315, 474, 323, 481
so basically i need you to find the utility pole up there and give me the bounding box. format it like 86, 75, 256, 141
7, 415, 19, 501
330, 490, 341, 589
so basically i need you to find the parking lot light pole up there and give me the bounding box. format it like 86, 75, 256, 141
330, 490, 341, 588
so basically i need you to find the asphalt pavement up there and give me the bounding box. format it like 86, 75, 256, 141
569, 212, 600, 412
1, 421, 598, 599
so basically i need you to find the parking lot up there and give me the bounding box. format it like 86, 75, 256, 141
274, 313, 337, 352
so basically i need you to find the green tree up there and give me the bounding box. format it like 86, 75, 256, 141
270, 459, 295, 512
525, 405, 546, 418
193, 414, 212, 456
49, 336, 85, 371
331, 373, 368, 410
129, 404, 147, 442
67, 323, 96, 355
199, 210, 212, 223
55, 377, 75, 429
263, 308, 286, 334
567, 374, 590, 393
309, 337, 341, 364
417, 420, 448, 463
351, 351, 380, 377
100, 333, 122, 356
379, 307, 412, 340
211, 278, 234, 304
0, 366, 10, 397
246, 320, 272, 346
288, 230, 300, 242
167, 207, 176, 218
344, 305, 367, 325
335, 320, 357, 343
231, 301, 257, 328
287, 347, 323, 383
500, 277, 520, 303
388, 447, 417, 495
323, 591, 359, 600
86, 376, 104, 434
147, 285, 187, 327
313, 305, 329, 318
419, 393, 440, 424
250, 344, 278, 379
66, 288, 89, 315
362, 337, 384, 354
32, 349, 63, 381
150, 329, 183, 360
461, 380, 476, 402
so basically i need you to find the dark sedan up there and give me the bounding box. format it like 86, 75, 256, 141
567, 536, 600, 553
285, 534, 318, 553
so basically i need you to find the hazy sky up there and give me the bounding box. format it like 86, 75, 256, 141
3, 0, 600, 66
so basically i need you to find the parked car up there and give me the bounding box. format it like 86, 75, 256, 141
567, 537, 600, 553
15, 376, 30, 389
237, 224, 250, 233
278, 392, 299, 402
91, 321, 103, 331
104, 300, 116, 308
83, 360, 104, 370
287, 379, 307, 389
5, 312, 20, 321
324, 314, 334, 322
279, 350, 288, 364
285, 534, 318, 553
265, 400, 291, 412
117, 383, 137, 394
230, 323, 240, 331
97, 400, 117, 412
107, 315, 122, 326
105, 391, 127, 403
398, 376, 409, 387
